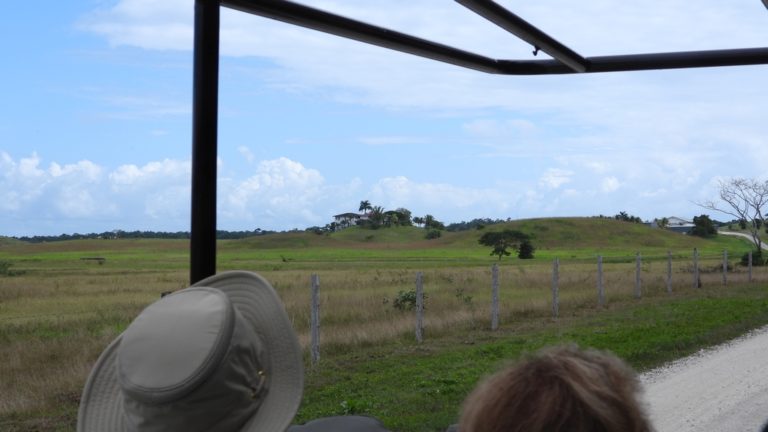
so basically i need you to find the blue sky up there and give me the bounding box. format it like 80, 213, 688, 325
2, 0, 768, 236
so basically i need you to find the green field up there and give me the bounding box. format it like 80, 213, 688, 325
1, 218, 766, 431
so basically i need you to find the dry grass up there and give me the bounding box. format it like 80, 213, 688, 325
1, 256, 765, 426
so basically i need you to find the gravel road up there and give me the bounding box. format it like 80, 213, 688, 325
718, 231, 768, 250
640, 326, 768, 432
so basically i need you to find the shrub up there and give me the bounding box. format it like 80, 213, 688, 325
0, 260, 24, 276
393, 290, 427, 311
518, 239, 535, 259
741, 250, 766, 267
425, 229, 442, 240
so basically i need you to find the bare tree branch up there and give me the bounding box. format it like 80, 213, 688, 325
697, 178, 768, 251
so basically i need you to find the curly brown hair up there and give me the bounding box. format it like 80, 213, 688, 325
458, 344, 653, 432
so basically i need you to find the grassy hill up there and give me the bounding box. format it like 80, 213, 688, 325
0, 218, 754, 272
226, 217, 752, 260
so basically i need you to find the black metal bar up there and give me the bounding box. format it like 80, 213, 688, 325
220, 0, 506, 74
190, 0, 220, 284
491, 47, 768, 75
220, 0, 768, 75
456, 0, 588, 72
587, 47, 768, 73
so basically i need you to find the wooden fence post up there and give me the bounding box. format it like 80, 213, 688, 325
666, 250, 672, 293
491, 263, 499, 331
722, 250, 728, 286
749, 251, 753, 282
552, 258, 559, 318
597, 255, 605, 306
310, 274, 320, 367
634, 252, 642, 299
415, 272, 424, 343
693, 248, 700, 289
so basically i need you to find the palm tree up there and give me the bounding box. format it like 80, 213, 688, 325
369, 206, 385, 227
359, 200, 372, 215
413, 216, 424, 227
424, 214, 435, 229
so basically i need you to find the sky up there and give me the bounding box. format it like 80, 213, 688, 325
2, 0, 767, 236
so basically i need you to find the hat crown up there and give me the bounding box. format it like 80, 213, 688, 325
117, 288, 235, 404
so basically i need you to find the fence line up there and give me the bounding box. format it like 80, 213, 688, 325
552, 258, 559, 318
310, 273, 320, 367
693, 247, 700, 289
415, 271, 424, 343
597, 255, 605, 306
635, 253, 642, 299
491, 263, 500, 331
666, 251, 672, 293
304, 248, 763, 352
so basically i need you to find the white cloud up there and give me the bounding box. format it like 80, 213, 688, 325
221, 157, 328, 228
0, 152, 117, 220
368, 176, 513, 220
110, 159, 190, 190
601, 176, 621, 193
79, 0, 193, 51
0, 149, 734, 236
0, 152, 47, 211
539, 169, 573, 189
237, 146, 255, 163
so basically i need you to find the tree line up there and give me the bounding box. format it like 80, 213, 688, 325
14, 229, 276, 244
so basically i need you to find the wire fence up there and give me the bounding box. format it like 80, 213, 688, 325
306, 249, 766, 367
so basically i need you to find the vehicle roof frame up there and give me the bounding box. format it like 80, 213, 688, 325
190, 0, 768, 283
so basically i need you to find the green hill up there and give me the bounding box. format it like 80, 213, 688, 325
226, 217, 752, 260
2, 218, 752, 269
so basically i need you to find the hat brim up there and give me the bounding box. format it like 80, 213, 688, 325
77, 271, 304, 432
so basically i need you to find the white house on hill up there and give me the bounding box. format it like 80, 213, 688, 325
666, 216, 695, 234
332, 212, 369, 228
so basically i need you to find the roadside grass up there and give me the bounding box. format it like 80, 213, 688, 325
296, 284, 768, 431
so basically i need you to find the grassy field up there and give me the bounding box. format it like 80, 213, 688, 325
1, 218, 766, 431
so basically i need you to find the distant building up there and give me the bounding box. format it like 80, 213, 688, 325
333, 212, 363, 228
666, 216, 695, 234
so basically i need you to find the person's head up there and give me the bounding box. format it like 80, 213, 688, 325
77, 271, 303, 432
459, 344, 652, 432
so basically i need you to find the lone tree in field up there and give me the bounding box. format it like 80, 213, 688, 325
699, 177, 768, 251
478, 230, 533, 260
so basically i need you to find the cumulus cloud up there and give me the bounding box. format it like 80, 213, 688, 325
110, 159, 190, 190
0, 152, 115, 219
221, 157, 328, 228
367, 176, 514, 220
0, 153, 190, 235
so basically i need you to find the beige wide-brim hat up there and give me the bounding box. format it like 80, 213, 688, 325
77, 271, 304, 432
